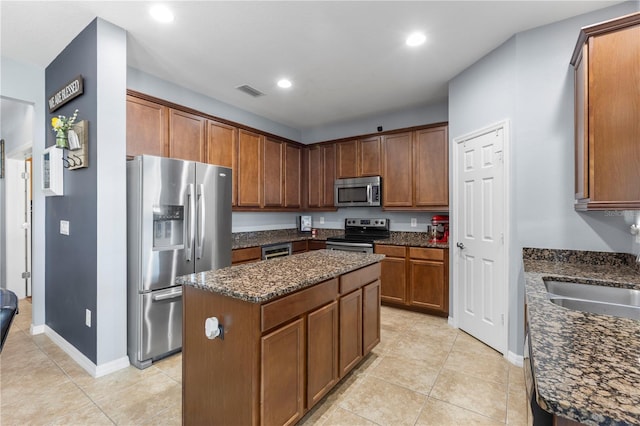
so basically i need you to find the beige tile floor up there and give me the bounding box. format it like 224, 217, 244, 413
1, 300, 529, 425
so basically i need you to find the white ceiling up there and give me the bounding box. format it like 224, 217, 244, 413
1, 1, 622, 131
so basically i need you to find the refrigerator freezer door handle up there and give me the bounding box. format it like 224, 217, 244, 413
152, 288, 183, 302
196, 184, 205, 260
185, 184, 195, 262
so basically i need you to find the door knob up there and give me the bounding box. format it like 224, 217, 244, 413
456, 242, 465, 249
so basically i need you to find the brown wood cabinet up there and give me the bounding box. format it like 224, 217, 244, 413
375, 244, 449, 316
375, 245, 407, 304
284, 144, 302, 208
207, 120, 237, 206
168, 109, 206, 162
263, 137, 284, 207
261, 318, 305, 426
126, 95, 168, 157
307, 300, 338, 408
382, 126, 449, 211
231, 246, 262, 265
183, 262, 381, 425
291, 240, 307, 254
336, 137, 381, 178
571, 13, 640, 210
237, 129, 263, 207
408, 247, 448, 313
307, 240, 327, 251
307, 144, 336, 209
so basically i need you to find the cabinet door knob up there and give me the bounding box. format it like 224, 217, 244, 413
456, 242, 465, 250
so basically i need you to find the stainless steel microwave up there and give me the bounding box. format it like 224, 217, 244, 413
334, 176, 381, 207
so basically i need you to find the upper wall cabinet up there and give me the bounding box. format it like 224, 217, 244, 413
168, 109, 207, 163
307, 143, 336, 210
336, 136, 381, 178
126, 95, 168, 158
207, 120, 237, 206
237, 129, 263, 208
571, 12, 640, 210
382, 125, 449, 211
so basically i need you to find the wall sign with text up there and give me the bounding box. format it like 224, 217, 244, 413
48, 75, 84, 113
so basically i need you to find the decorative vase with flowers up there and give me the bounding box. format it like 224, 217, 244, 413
51, 109, 79, 149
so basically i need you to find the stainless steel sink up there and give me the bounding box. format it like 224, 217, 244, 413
544, 279, 640, 320
549, 297, 640, 320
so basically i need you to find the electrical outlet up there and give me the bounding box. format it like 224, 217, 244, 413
60, 220, 69, 235
320, 217, 325, 224
85, 309, 91, 327
411, 218, 417, 227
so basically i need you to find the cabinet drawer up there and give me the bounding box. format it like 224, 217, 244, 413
340, 263, 381, 295
374, 244, 406, 258
261, 278, 338, 332
409, 247, 444, 261
232, 247, 262, 264
291, 240, 307, 253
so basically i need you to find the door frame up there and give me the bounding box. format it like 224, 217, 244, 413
450, 119, 511, 356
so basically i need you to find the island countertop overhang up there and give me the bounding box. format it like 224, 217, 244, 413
176, 249, 385, 303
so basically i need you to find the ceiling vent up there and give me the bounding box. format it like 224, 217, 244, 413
236, 84, 265, 98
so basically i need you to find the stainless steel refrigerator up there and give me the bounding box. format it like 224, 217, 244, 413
127, 155, 231, 369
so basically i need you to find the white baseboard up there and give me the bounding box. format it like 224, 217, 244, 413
44, 326, 129, 377
507, 350, 524, 367
31, 324, 45, 335
448, 316, 457, 328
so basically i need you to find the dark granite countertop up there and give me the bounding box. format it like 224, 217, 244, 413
176, 249, 384, 303
232, 229, 343, 249
232, 229, 449, 250
523, 248, 640, 426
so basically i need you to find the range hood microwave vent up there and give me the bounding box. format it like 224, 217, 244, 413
236, 84, 265, 98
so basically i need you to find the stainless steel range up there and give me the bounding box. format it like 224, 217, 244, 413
326, 218, 390, 253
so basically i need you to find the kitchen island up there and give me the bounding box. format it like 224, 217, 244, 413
523, 248, 640, 425
176, 249, 384, 425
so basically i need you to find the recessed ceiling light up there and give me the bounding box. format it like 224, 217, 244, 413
406, 32, 426, 47
150, 5, 174, 23
277, 79, 292, 89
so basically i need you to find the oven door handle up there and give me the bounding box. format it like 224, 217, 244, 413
327, 241, 373, 248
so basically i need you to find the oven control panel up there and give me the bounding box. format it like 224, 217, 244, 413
345, 218, 389, 229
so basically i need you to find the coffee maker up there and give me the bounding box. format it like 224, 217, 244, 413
429, 215, 449, 243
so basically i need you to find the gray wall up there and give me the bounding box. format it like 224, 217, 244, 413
300, 101, 448, 144
45, 18, 128, 365
0, 57, 46, 327
448, 1, 640, 358
127, 68, 302, 142
233, 209, 446, 233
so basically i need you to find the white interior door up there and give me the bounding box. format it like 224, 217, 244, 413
453, 123, 508, 354
5, 158, 30, 299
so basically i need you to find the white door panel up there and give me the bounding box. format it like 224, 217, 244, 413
454, 124, 508, 354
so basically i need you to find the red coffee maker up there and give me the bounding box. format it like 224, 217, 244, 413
430, 215, 449, 243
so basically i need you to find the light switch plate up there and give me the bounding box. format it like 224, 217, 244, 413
85, 309, 91, 327
60, 220, 69, 235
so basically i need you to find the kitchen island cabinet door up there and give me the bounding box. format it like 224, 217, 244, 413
261, 318, 305, 426
339, 289, 362, 377
307, 301, 339, 409
168, 108, 206, 162
126, 95, 168, 158
237, 129, 263, 207
362, 280, 381, 355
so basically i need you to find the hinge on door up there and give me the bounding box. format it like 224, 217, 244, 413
21, 172, 30, 180
22, 272, 31, 279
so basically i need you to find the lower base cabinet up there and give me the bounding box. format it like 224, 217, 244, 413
375, 244, 449, 316
183, 262, 381, 425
